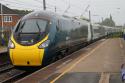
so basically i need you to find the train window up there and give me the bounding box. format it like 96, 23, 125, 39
56, 26, 60, 31
56, 20, 60, 31
79, 22, 80, 25
15, 20, 21, 33
16, 19, 49, 33
80, 25, 88, 38
14, 19, 50, 45
93, 26, 100, 33
62, 19, 71, 31
70, 23, 88, 39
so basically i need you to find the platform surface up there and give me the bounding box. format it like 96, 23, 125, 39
0, 47, 7, 53
17, 38, 125, 83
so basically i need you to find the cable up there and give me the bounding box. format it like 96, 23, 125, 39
0, 0, 42, 9
0, 0, 83, 16
33, 0, 65, 13
14, 0, 42, 8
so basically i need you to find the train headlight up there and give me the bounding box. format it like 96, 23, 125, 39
8, 40, 15, 49
38, 40, 50, 49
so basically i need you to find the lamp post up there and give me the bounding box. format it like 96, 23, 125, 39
1, 3, 5, 46
1, 3, 4, 39
43, 0, 46, 10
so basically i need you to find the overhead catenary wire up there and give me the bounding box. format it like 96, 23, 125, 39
0, 0, 89, 17
34, 0, 65, 12
31, 0, 86, 15
13, 0, 42, 8
0, 0, 42, 10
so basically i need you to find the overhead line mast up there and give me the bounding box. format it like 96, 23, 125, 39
1, 4, 4, 39
43, 0, 46, 10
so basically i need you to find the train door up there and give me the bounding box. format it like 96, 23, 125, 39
87, 23, 92, 42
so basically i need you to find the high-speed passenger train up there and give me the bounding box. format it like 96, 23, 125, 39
8, 11, 119, 66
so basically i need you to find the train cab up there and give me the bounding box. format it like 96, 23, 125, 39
8, 11, 52, 66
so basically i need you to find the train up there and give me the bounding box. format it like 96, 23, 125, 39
8, 11, 121, 67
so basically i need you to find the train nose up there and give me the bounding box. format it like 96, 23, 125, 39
10, 48, 44, 66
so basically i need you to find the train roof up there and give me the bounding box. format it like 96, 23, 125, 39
21, 11, 61, 21
21, 11, 90, 24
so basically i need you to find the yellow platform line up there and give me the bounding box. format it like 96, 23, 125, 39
50, 39, 109, 83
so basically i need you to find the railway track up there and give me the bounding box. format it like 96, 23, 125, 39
0, 67, 27, 83
0, 52, 30, 83
0, 64, 41, 83
0, 51, 13, 74
0, 59, 31, 83
0, 62, 13, 73
0, 51, 41, 83
0, 50, 10, 65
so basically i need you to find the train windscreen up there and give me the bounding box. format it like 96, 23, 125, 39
14, 19, 49, 46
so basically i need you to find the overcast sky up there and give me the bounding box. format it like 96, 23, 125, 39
0, 0, 124, 25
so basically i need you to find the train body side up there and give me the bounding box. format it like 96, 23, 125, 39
42, 17, 90, 66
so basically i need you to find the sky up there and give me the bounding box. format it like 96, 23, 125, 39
0, 0, 124, 25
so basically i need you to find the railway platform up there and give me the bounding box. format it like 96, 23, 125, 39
0, 47, 7, 54
16, 38, 125, 83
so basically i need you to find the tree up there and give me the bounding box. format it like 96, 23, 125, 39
101, 14, 115, 27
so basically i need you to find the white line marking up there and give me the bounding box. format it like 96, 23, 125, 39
99, 72, 110, 83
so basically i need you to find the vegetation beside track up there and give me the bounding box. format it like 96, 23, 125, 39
107, 32, 123, 38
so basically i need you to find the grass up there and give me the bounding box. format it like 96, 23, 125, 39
107, 32, 123, 38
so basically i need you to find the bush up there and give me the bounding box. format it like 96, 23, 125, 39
0, 31, 11, 46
